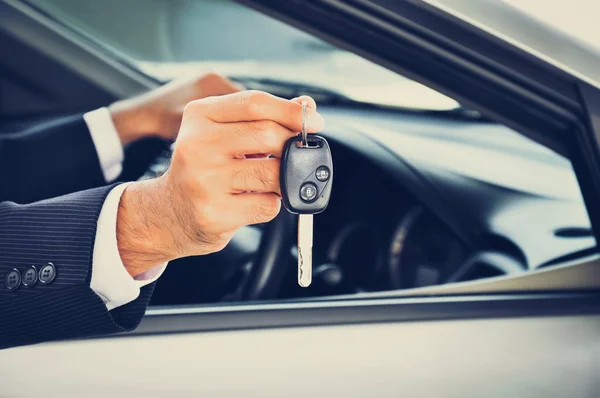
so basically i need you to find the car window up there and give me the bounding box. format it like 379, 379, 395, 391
27, 0, 598, 305
29, 0, 458, 111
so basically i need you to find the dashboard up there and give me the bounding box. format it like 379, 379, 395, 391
284, 138, 471, 297
149, 105, 597, 305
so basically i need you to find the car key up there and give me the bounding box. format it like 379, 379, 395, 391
280, 101, 333, 287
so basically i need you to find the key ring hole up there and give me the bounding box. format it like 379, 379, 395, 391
295, 138, 323, 148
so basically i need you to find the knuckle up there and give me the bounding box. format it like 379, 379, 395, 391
183, 99, 203, 115
231, 161, 279, 191
242, 120, 278, 149
245, 90, 268, 116
266, 160, 280, 185
256, 120, 280, 145
247, 90, 267, 102
251, 196, 281, 223
240, 121, 263, 142
181, 165, 220, 197
230, 165, 249, 189
194, 224, 233, 254
196, 202, 220, 229
183, 97, 217, 119
247, 207, 264, 224
209, 240, 229, 253
252, 162, 275, 187
265, 196, 282, 217
208, 231, 233, 252
192, 172, 212, 193
171, 146, 193, 173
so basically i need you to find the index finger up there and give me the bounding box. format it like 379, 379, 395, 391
192, 90, 325, 132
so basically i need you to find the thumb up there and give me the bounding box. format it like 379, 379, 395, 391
291, 95, 317, 110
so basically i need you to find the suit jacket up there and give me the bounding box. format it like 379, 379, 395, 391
0, 115, 154, 350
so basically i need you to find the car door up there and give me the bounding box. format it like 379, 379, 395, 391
1, 0, 600, 397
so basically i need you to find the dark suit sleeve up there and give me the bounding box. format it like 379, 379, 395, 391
0, 185, 153, 350
0, 114, 107, 204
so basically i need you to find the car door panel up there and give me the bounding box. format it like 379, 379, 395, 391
1, 315, 599, 397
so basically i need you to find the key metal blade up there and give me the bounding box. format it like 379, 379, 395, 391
301, 100, 308, 145
298, 214, 313, 287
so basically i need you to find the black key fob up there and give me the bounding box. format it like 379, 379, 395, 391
280, 135, 333, 214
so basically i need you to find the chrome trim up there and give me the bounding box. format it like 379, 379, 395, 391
144, 292, 586, 317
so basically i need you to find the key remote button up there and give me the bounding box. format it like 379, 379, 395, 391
300, 182, 318, 203
315, 166, 330, 181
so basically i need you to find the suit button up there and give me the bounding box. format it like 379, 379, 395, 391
38, 262, 57, 284
6, 269, 21, 290
21, 266, 38, 287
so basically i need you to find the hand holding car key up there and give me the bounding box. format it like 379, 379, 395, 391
280, 100, 333, 287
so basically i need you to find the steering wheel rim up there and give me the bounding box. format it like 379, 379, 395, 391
240, 209, 296, 300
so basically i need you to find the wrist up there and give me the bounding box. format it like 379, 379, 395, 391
116, 178, 178, 277
108, 100, 158, 146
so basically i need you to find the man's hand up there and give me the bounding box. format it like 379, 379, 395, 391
108, 73, 244, 145
116, 91, 324, 277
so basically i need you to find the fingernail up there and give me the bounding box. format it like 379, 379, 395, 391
306, 111, 325, 132
292, 96, 317, 110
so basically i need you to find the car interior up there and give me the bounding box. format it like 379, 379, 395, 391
2, 0, 597, 307
1, 0, 599, 396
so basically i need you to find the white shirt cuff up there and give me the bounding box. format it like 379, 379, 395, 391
84, 107, 124, 183
91, 183, 168, 311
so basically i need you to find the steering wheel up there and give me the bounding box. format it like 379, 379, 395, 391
239, 209, 296, 300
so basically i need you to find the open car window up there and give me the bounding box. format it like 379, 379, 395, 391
28, 0, 458, 111
24, 0, 600, 305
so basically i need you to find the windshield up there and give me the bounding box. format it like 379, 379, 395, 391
29, 0, 459, 111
